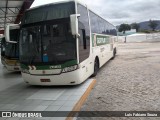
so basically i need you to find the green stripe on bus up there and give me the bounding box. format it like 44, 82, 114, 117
21, 60, 77, 70
21, 64, 29, 69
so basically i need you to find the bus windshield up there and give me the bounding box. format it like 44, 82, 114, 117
5, 29, 19, 58
20, 20, 77, 65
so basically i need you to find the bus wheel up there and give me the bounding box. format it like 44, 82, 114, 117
111, 48, 116, 60
92, 58, 99, 77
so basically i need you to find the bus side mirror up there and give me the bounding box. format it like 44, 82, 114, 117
70, 14, 80, 37
5, 24, 19, 44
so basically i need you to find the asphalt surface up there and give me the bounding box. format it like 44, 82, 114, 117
78, 42, 160, 120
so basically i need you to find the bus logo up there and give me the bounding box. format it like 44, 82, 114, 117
28, 66, 36, 70
2, 112, 11, 117
42, 70, 46, 74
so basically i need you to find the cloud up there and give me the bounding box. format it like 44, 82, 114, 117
81, 0, 160, 25
31, 0, 160, 25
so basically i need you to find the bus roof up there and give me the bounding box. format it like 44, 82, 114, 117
25, 0, 116, 28
27, 0, 76, 12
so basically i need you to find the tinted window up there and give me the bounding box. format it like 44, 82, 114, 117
89, 11, 100, 33
41, 23, 76, 63
22, 2, 75, 25
77, 4, 90, 63
5, 29, 19, 58
20, 19, 77, 65
89, 10, 117, 36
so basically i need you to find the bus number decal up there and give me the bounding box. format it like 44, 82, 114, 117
50, 65, 61, 69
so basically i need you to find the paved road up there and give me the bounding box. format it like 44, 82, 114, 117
0, 61, 22, 91
78, 42, 160, 120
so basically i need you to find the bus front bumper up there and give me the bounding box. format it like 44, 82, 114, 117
5, 64, 21, 71
1, 58, 21, 71
21, 69, 82, 86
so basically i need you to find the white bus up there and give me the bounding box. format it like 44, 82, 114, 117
8, 0, 117, 85
1, 24, 20, 71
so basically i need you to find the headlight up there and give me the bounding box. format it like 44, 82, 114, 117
21, 69, 30, 74
62, 65, 78, 73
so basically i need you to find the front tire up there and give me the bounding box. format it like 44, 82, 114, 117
92, 58, 99, 77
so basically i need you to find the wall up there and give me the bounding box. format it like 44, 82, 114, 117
118, 33, 160, 43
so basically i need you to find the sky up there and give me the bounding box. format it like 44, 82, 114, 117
31, 0, 160, 25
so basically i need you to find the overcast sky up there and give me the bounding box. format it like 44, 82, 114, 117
31, 0, 160, 25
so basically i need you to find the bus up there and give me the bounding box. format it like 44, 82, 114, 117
8, 0, 117, 85
1, 24, 20, 71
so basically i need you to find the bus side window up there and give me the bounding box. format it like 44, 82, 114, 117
77, 3, 90, 63
78, 28, 86, 49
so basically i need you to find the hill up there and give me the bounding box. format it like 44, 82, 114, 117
139, 20, 160, 30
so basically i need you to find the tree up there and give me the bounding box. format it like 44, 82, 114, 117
131, 23, 140, 32
118, 24, 131, 34
148, 20, 158, 31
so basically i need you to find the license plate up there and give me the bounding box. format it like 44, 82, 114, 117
40, 79, 51, 82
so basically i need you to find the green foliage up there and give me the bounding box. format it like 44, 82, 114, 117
131, 23, 140, 32
118, 24, 131, 34
139, 30, 151, 33
148, 20, 158, 31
